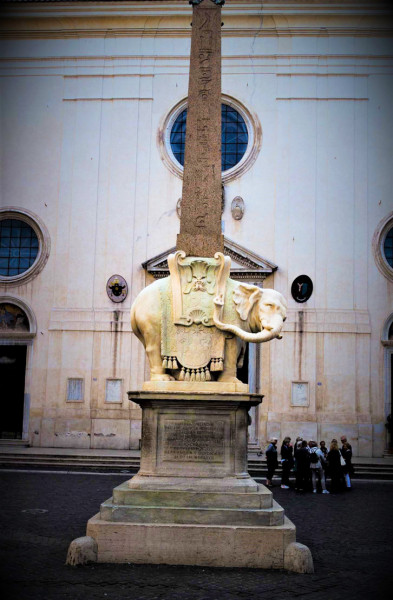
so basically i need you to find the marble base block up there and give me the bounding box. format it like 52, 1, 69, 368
81, 391, 309, 570
87, 515, 297, 568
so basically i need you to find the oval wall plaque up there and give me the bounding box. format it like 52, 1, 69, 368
291, 275, 313, 303
231, 196, 245, 220
106, 275, 128, 303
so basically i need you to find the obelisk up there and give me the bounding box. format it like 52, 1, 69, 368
177, 0, 225, 257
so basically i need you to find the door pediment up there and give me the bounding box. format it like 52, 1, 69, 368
142, 237, 277, 283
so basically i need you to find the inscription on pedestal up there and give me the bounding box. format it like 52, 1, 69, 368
163, 420, 225, 462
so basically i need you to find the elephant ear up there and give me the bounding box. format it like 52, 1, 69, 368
233, 283, 263, 321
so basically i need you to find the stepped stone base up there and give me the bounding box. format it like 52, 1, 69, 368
75, 391, 312, 571
87, 514, 297, 569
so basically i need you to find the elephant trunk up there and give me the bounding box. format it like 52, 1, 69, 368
213, 298, 283, 343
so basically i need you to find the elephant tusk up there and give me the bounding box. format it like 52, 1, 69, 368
213, 303, 283, 343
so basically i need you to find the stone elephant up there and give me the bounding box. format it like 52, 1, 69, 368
131, 276, 287, 383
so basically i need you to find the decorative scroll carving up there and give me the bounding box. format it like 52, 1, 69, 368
160, 252, 230, 373
168, 251, 230, 327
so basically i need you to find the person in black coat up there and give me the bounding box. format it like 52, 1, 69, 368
294, 440, 311, 492
265, 438, 278, 486
280, 437, 294, 489
341, 441, 354, 489
327, 440, 344, 493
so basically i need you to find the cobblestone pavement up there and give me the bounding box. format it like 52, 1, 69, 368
0, 472, 392, 600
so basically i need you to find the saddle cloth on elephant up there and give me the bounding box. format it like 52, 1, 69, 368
160, 277, 225, 381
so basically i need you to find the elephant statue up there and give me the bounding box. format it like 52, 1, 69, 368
131, 270, 287, 384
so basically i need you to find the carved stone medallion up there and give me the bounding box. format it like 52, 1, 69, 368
106, 275, 128, 303
231, 196, 244, 220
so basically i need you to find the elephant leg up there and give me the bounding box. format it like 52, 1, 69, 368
144, 338, 174, 381
217, 337, 243, 384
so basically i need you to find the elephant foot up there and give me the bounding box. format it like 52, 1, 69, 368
151, 373, 175, 382
217, 375, 243, 384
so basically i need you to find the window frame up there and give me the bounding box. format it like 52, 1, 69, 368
373, 212, 393, 281
66, 378, 84, 403
105, 378, 123, 404
0, 208, 50, 287
159, 94, 261, 184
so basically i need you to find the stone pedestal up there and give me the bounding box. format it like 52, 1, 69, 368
84, 387, 309, 570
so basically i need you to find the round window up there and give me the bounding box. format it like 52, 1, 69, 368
170, 103, 248, 172
0, 208, 50, 286
383, 226, 393, 268
373, 213, 393, 281
160, 96, 261, 184
0, 219, 39, 276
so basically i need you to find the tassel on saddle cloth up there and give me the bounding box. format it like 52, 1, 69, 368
160, 278, 225, 374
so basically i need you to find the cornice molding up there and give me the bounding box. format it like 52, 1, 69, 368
2, 2, 392, 15
1, 2, 392, 39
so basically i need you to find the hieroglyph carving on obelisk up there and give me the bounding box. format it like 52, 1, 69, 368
176, 0, 225, 257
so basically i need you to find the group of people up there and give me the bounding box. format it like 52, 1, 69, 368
264, 435, 354, 493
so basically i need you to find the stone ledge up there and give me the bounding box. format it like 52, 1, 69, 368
99, 498, 284, 527
112, 481, 272, 509
142, 380, 249, 393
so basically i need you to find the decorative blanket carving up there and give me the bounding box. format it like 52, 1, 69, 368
161, 252, 231, 379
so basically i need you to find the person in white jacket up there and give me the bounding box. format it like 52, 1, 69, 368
309, 440, 329, 494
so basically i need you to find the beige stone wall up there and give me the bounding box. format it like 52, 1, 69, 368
1, 1, 392, 455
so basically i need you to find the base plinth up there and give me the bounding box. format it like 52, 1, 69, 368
87, 514, 297, 569
75, 390, 313, 571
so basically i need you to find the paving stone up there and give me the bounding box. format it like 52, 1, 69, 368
0, 473, 392, 599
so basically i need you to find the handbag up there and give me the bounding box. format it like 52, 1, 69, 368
339, 450, 346, 467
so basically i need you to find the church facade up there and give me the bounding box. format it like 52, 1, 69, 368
1, 0, 392, 456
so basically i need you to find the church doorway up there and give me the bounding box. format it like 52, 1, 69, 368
382, 315, 393, 452
0, 300, 36, 442
0, 345, 27, 439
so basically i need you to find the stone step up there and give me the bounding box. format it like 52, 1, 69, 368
112, 481, 273, 509
1, 453, 392, 479
0, 439, 29, 447
3, 453, 392, 469
0, 457, 139, 466
99, 497, 285, 527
